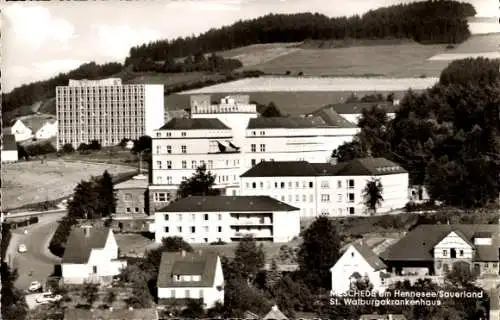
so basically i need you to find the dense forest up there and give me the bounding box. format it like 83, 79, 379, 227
126, 0, 475, 63
334, 57, 500, 208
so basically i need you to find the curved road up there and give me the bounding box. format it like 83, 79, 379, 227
10, 212, 65, 290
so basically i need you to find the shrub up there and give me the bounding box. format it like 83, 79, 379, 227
210, 240, 227, 245
25, 141, 56, 157
62, 143, 75, 154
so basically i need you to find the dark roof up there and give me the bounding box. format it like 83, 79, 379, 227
322, 102, 398, 115
64, 308, 158, 320
380, 224, 500, 262
22, 116, 56, 133
159, 118, 230, 130
240, 158, 406, 178
2, 134, 17, 151
158, 196, 299, 212
352, 242, 387, 271
309, 107, 358, 128
332, 158, 408, 176
157, 251, 219, 288
247, 116, 329, 129
62, 227, 110, 264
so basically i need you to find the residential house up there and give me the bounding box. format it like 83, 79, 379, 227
114, 174, 152, 232
380, 224, 500, 277
30, 118, 58, 140
10, 119, 32, 142
154, 195, 300, 243
239, 157, 409, 217
263, 305, 289, 320
61, 226, 127, 284
1, 134, 18, 163
330, 241, 388, 295
310, 102, 398, 125
359, 314, 407, 320
157, 250, 224, 308
63, 308, 159, 320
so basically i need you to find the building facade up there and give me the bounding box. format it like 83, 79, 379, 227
10, 120, 32, 142
154, 196, 300, 243
1, 134, 18, 163
239, 158, 409, 217
56, 78, 164, 149
113, 174, 152, 232
149, 94, 359, 214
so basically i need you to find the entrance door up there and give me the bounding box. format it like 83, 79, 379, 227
450, 248, 457, 259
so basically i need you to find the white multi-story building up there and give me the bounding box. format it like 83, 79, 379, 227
149, 94, 359, 213
239, 157, 409, 217
56, 78, 164, 149
154, 195, 300, 243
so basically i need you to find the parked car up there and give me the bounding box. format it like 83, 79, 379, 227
28, 281, 42, 292
18, 244, 27, 253
36, 292, 62, 304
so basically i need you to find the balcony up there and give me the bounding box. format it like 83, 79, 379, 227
232, 230, 273, 238
230, 216, 273, 226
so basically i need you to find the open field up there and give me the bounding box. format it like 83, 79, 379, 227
168, 90, 418, 116
123, 71, 226, 86
2, 160, 137, 210
218, 42, 302, 67
181, 76, 438, 93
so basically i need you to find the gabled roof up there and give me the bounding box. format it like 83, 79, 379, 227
263, 305, 288, 320
309, 107, 358, 128
114, 175, 148, 189
159, 118, 230, 130
64, 308, 158, 320
159, 196, 299, 213
351, 242, 387, 271
321, 102, 398, 115
380, 224, 500, 262
240, 158, 406, 178
247, 116, 329, 129
23, 116, 56, 133
157, 251, 219, 288
2, 134, 17, 151
62, 227, 110, 264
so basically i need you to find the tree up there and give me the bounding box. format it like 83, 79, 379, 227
82, 283, 99, 306
446, 261, 477, 287
144, 236, 193, 275
105, 290, 116, 306
439, 57, 500, 87
68, 180, 101, 219
131, 135, 152, 154
233, 235, 265, 282
89, 140, 101, 151
98, 170, 116, 216
298, 217, 341, 290
1, 263, 28, 320
363, 178, 384, 215
181, 299, 205, 318
273, 276, 314, 317
62, 143, 75, 154
332, 139, 367, 162
265, 259, 281, 292
224, 277, 272, 317
177, 164, 220, 199
77, 143, 89, 154
261, 102, 283, 117
119, 138, 130, 148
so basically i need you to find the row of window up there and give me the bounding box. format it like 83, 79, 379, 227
125, 207, 142, 213
250, 144, 266, 152
167, 289, 204, 299
245, 179, 355, 190
164, 226, 223, 233
163, 213, 223, 221
155, 175, 235, 185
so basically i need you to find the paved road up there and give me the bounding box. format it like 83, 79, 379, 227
11, 212, 65, 290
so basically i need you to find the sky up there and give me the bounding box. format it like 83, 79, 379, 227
1, 0, 498, 93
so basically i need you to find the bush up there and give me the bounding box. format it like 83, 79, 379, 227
210, 240, 227, 245
25, 141, 56, 157
88, 140, 101, 151
62, 143, 75, 154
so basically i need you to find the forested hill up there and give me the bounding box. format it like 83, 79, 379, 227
126, 0, 475, 64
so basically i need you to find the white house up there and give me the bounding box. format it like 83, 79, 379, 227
32, 119, 58, 140
61, 226, 127, 284
1, 134, 18, 163
10, 120, 32, 142
380, 224, 500, 277
154, 196, 300, 243
239, 157, 409, 217
157, 251, 224, 308
149, 94, 360, 214
330, 241, 388, 296
310, 102, 398, 125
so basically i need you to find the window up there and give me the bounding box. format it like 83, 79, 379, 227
167, 145, 172, 154
309, 194, 314, 202
337, 194, 342, 202
295, 181, 300, 188
259, 144, 265, 152
177, 226, 182, 232
177, 214, 182, 221
442, 250, 448, 257
156, 145, 161, 154
280, 182, 285, 189
156, 161, 162, 169
288, 181, 293, 188
135, 208, 139, 213
260, 182, 264, 188
185, 289, 190, 298
208, 160, 213, 169
204, 214, 209, 221
182, 160, 187, 168
126, 208, 131, 213
191, 226, 196, 233
459, 250, 464, 257
217, 226, 222, 232
295, 195, 299, 202
218, 214, 222, 221
181, 132, 187, 137
337, 181, 342, 188
170, 290, 175, 298
309, 181, 313, 188
164, 227, 169, 233
348, 179, 355, 188
203, 226, 209, 233
485, 263, 489, 268
251, 144, 256, 152
321, 194, 330, 202
164, 214, 169, 221
348, 193, 355, 202
199, 289, 204, 298
302, 194, 307, 202
252, 182, 256, 189
251, 159, 256, 166
348, 207, 355, 215
167, 161, 172, 169
181, 145, 187, 153
191, 160, 197, 169
321, 181, 329, 188
124, 193, 132, 200
191, 214, 195, 222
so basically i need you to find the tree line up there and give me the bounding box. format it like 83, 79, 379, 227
334, 57, 500, 208
126, 1, 475, 64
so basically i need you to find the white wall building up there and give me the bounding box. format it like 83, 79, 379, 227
239, 158, 409, 217
34, 119, 58, 140
1, 134, 18, 163
149, 94, 359, 214
10, 120, 32, 142
330, 241, 388, 295
61, 226, 127, 284
310, 102, 397, 125
157, 251, 224, 308
154, 196, 300, 243
56, 78, 164, 149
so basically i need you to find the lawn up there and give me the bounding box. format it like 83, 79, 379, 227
123, 71, 226, 87
2, 160, 137, 210
60, 147, 145, 169
167, 89, 421, 116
